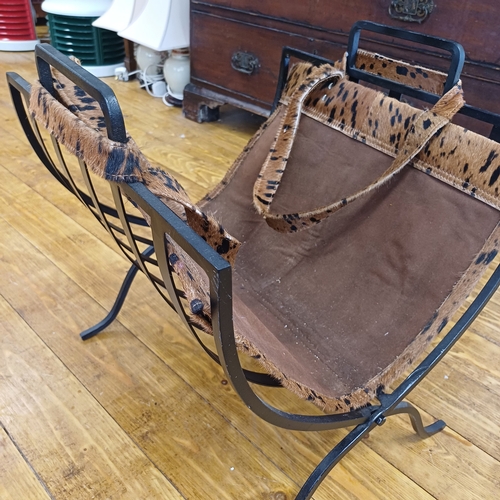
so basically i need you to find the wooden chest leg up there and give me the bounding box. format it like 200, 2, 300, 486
183, 83, 222, 123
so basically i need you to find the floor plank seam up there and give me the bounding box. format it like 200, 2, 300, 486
0, 279, 188, 500
0, 420, 56, 500
473, 331, 500, 348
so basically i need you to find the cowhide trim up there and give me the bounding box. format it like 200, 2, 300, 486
140, 166, 240, 268
52, 69, 109, 136
165, 237, 213, 331
355, 49, 447, 95
30, 80, 145, 182
280, 58, 345, 105
297, 77, 500, 211
29, 73, 241, 331
280, 50, 447, 106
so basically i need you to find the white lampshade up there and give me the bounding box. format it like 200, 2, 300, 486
92, 0, 148, 33
118, 0, 189, 51
42, 0, 112, 17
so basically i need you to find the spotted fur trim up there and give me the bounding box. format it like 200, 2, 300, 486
281, 50, 448, 105
355, 49, 447, 94
30, 79, 145, 183
29, 73, 240, 330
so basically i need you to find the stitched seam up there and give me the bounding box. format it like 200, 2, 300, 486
302, 107, 500, 210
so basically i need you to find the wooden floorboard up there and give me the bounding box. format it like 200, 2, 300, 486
1, 49, 499, 499
0, 294, 183, 500
0, 424, 52, 500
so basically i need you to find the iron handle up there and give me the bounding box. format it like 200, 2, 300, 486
347, 20, 464, 94
34, 44, 126, 143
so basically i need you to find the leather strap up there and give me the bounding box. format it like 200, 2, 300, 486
253, 67, 465, 233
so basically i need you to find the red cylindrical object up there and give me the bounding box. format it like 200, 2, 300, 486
0, 0, 38, 50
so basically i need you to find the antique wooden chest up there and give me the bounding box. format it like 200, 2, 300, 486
184, 0, 500, 131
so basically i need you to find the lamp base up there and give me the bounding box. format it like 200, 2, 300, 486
82, 62, 125, 78
164, 91, 183, 107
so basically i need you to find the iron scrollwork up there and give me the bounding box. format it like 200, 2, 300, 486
389, 0, 434, 23
231, 51, 260, 75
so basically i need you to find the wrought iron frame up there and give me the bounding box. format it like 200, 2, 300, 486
7, 21, 500, 498
7, 53, 278, 388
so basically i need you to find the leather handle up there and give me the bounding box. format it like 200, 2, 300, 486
253, 67, 465, 233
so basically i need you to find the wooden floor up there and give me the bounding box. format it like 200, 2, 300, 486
1, 49, 500, 500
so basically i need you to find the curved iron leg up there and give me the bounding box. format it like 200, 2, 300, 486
80, 262, 140, 340
389, 401, 446, 438
296, 400, 445, 498
295, 421, 372, 500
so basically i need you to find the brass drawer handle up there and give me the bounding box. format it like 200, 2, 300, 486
389, 0, 434, 23
231, 51, 260, 75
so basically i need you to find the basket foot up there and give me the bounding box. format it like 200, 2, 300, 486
391, 401, 446, 438
80, 262, 140, 340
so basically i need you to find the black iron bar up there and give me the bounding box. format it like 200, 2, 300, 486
80, 246, 154, 340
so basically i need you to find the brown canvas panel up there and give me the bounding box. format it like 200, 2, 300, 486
204, 111, 500, 400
